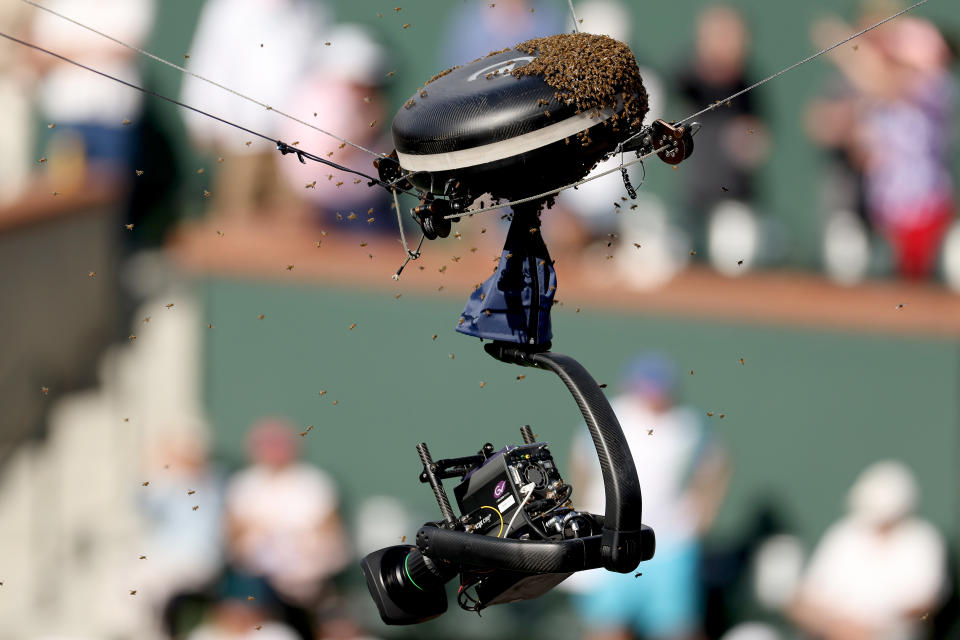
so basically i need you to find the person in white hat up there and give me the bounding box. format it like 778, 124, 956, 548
789, 460, 946, 640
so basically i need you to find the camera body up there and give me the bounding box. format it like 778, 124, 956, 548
362, 436, 603, 624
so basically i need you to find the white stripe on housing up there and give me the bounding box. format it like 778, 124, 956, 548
396, 109, 615, 172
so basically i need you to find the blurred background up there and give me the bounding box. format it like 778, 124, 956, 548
1, 0, 959, 638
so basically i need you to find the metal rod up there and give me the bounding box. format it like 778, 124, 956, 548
520, 425, 537, 444
416, 442, 457, 526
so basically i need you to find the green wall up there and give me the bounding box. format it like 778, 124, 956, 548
200, 278, 960, 549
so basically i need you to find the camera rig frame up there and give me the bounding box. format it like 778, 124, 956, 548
361, 344, 656, 624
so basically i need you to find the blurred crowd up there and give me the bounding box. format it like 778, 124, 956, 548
125, 353, 954, 640
1, 0, 957, 286
1, 0, 959, 639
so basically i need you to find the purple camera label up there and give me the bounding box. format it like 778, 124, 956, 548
493, 480, 506, 498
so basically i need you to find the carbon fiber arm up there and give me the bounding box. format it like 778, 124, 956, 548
484, 344, 646, 572
415, 526, 654, 574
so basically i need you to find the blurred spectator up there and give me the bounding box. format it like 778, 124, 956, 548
278, 25, 395, 234
225, 419, 350, 632
0, 1, 34, 206
186, 571, 300, 640
28, 0, 155, 184
439, 0, 565, 68
814, 13, 956, 281
180, 0, 330, 221
675, 5, 770, 275
138, 429, 225, 628
567, 353, 731, 640
789, 460, 947, 640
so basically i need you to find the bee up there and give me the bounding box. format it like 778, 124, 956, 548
217, 157, 224, 163
197, 168, 205, 175
165, 303, 175, 309
141, 481, 150, 487
449, 353, 455, 359
737, 260, 743, 266
689, 250, 696, 256
647, 429, 653, 436
318, 390, 327, 396
130, 590, 137, 596
576, 307, 581, 313
431, 334, 438, 341
719, 414, 726, 419
248, 596, 255, 601
336, 181, 344, 187
305, 180, 316, 189
216, 230, 224, 237
192, 505, 199, 511
367, 217, 376, 224
139, 555, 147, 560
480, 381, 486, 389
377, 12, 382, 18
599, 383, 608, 389
203, 190, 211, 198
369, 119, 378, 128
403, 23, 410, 28
394, 293, 402, 300
187, 489, 196, 495
332, 400, 339, 406
336, 213, 343, 220
51, 191, 59, 196
245, 141, 252, 147
451, 256, 461, 263
529, 227, 538, 234
489, 2, 495, 6
438, 265, 447, 273
481, 228, 487, 234
347, 212, 358, 220
706, 412, 713, 417
470, 247, 478, 253
125, 223, 135, 230
40, 386, 50, 395
184, 53, 190, 59
37, 156, 48, 164
48, 123, 55, 129
349, 323, 357, 330
690, 370, 694, 375
128, 334, 136, 341
394, 6, 402, 11
895, 303, 906, 309
257, 314, 265, 320
324, 41, 331, 46
122, 119, 131, 126
516, 375, 525, 381
285, 265, 294, 271
255, 626, 262, 632
633, 243, 641, 249
207, 323, 214, 329
360, 241, 367, 247
739, 358, 745, 365
438, 286, 445, 291
88, 271, 96, 278
721, 186, 729, 192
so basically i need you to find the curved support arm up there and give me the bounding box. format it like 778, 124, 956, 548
484, 343, 646, 572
